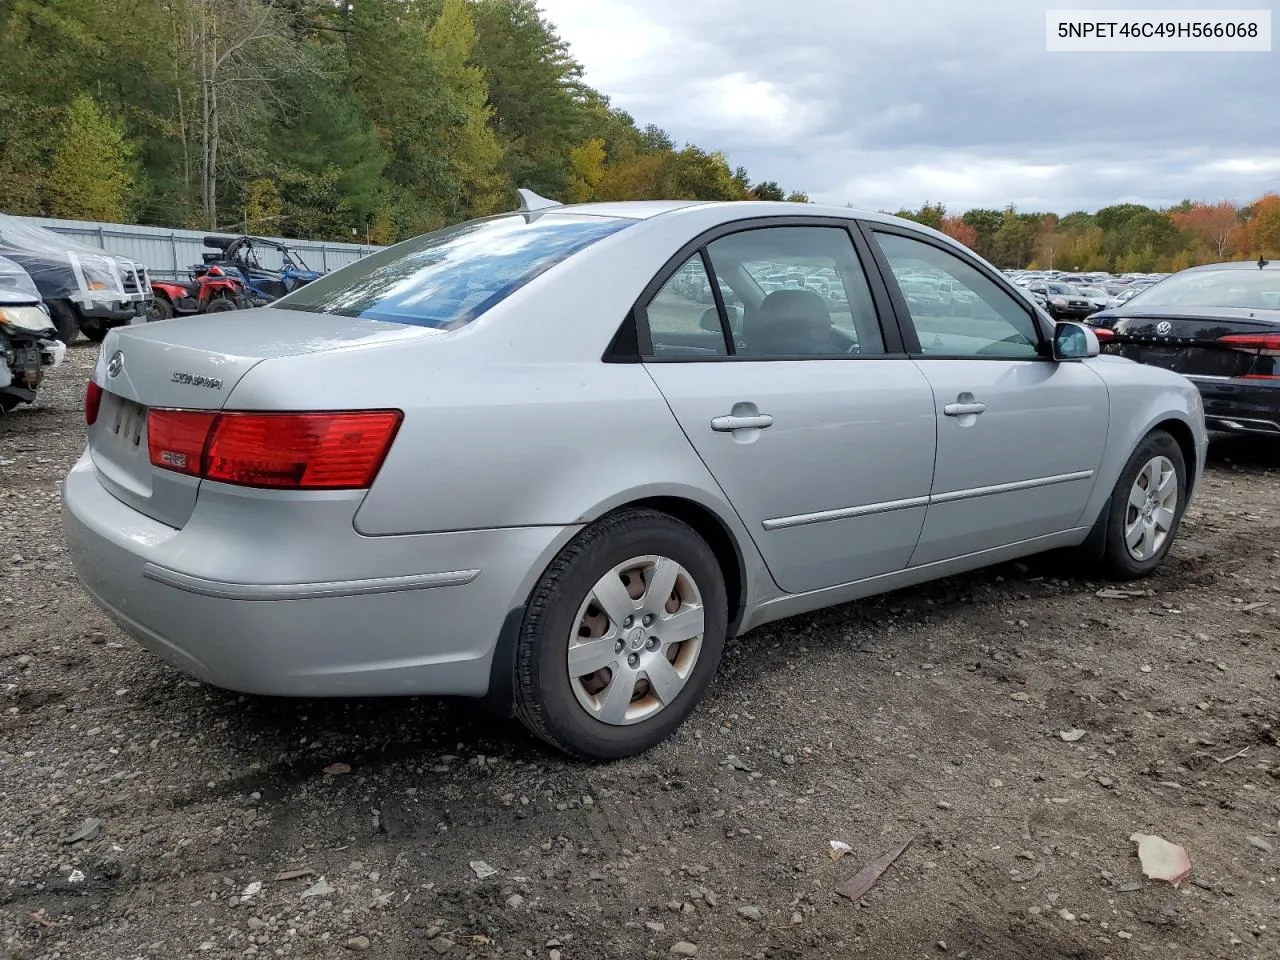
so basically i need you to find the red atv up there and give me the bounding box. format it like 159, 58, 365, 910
148, 265, 247, 321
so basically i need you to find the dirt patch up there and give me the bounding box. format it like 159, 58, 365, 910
1, 345, 1278, 959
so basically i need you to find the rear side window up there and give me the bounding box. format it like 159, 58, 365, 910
273, 214, 632, 329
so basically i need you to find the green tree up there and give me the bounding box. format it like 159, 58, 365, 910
566, 137, 605, 202
993, 206, 1037, 267
263, 45, 388, 240
427, 0, 506, 219
895, 201, 946, 229
45, 94, 135, 221
471, 0, 586, 198
751, 181, 785, 201
960, 208, 1003, 259
664, 146, 749, 200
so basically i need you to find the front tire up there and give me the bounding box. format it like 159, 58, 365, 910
149, 296, 173, 321
46, 300, 80, 345
513, 509, 727, 760
1100, 430, 1186, 580
80, 322, 108, 344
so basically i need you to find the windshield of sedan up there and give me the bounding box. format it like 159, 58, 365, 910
1124, 268, 1280, 311
1043, 283, 1081, 296
273, 213, 632, 329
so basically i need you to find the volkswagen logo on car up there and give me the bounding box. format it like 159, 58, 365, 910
1155, 321, 1172, 335
107, 350, 124, 378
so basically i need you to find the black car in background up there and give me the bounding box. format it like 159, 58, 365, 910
1086, 259, 1280, 438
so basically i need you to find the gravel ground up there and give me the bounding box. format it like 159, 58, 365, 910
2, 343, 1278, 960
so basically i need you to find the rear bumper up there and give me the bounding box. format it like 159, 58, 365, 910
1188, 377, 1280, 437
61, 450, 576, 697
1049, 307, 1095, 320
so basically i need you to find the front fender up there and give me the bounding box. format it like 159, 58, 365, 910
1079, 357, 1208, 526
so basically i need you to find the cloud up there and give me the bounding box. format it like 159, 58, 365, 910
537, 0, 1277, 213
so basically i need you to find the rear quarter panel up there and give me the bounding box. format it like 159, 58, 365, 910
1077, 355, 1208, 524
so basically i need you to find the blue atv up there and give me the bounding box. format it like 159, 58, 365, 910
199, 235, 323, 306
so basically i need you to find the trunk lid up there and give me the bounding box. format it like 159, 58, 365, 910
88, 308, 438, 528
1093, 307, 1280, 379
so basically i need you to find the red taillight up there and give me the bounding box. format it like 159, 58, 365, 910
148, 409, 217, 477
1218, 333, 1280, 355
85, 381, 103, 425
1091, 326, 1115, 341
146, 409, 402, 490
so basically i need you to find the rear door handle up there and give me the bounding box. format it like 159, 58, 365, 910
943, 401, 986, 417
711, 414, 774, 431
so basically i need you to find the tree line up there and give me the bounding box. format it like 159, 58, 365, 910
3, 1, 1270, 269
0, 0, 808, 244
891, 195, 1280, 273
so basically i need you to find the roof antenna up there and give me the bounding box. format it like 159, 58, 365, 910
1258, 255, 1269, 270
517, 188, 561, 212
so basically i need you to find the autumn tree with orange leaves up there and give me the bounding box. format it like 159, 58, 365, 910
939, 217, 979, 250
1233, 194, 1280, 259
1171, 201, 1239, 258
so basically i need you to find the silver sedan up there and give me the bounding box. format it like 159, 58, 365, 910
62, 195, 1207, 760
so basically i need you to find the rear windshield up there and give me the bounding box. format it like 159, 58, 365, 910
272, 213, 632, 329
1126, 268, 1280, 311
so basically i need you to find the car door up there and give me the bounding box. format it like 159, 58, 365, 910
860, 224, 1109, 567
639, 221, 938, 596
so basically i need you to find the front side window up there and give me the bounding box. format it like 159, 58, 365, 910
872, 231, 1041, 359
705, 226, 885, 357
273, 213, 632, 330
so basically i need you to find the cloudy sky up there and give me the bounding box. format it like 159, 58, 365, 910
536, 0, 1277, 214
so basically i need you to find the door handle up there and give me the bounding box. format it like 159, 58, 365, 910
943, 401, 986, 417
711, 413, 774, 432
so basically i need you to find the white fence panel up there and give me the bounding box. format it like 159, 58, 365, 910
7, 215, 384, 280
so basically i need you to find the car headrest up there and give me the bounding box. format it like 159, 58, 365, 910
742, 288, 832, 355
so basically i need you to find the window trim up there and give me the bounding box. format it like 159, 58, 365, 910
855, 221, 1056, 361
609, 215, 907, 363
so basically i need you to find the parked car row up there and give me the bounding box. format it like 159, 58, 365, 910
0, 214, 330, 357
0, 214, 152, 344
1003, 268, 1169, 320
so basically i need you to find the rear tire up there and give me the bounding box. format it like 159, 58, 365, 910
80, 323, 108, 344
46, 300, 80, 345
1100, 430, 1186, 580
513, 509, 727, 760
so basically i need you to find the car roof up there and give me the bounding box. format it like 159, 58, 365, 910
538, 199, 916, 226
1181, 258, 1280, 272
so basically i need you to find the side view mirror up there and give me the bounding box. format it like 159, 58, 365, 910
1052, 321, 1099, 361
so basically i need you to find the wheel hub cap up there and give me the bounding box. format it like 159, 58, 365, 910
1124, 455, 1178, 562
566, 555, 706, 726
